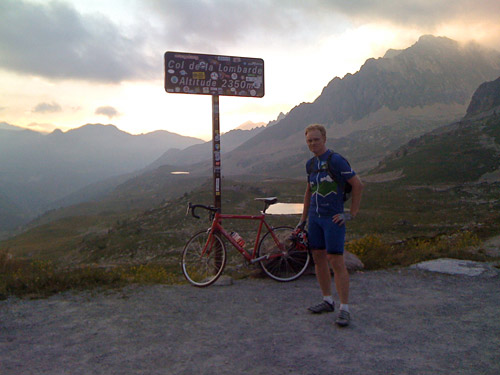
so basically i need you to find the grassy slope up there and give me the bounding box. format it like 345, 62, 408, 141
3, 177, 498, 264
373, 114, 500, 183
1, 176, 499, 299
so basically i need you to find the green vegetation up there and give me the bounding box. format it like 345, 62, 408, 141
347, 231, 485, 270
0, 251, 181, 299
372, 115, 500, 184
1, 176, 499, 299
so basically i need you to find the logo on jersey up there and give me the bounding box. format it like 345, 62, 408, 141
310, 161, 338, 197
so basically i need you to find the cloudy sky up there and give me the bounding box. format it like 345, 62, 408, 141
1, 0, 499, 140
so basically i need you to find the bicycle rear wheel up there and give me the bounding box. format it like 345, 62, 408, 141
258, 226, 310, 282
181, 230, 226, 287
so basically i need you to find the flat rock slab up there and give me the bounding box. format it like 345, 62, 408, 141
411, 258, 499, 277
482, 235, 500, 257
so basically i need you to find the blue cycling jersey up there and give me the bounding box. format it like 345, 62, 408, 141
307, 149, 356, 217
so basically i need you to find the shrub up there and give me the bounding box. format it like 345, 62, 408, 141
347, 234, 393, 269
347, 230, 484, 270
396, 231, 482, 265
0, 249, 181, 299
121, 264, 179, 284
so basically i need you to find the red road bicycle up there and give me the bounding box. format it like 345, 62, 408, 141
181, 197, 310, 287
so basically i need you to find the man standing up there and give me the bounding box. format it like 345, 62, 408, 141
298, 124, 363, 327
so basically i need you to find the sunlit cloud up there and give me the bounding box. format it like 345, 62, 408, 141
147, 0, 500, 51
95, 106, 120, 119
32, 101, 62, 113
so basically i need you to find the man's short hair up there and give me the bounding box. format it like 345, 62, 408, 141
305, 124, 326, 138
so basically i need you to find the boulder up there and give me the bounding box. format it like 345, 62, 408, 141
344, 251, 365, 272
304, 250, 364, 275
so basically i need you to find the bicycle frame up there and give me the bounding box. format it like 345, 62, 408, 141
203, 211, 286, 263
183, 201, 311, 286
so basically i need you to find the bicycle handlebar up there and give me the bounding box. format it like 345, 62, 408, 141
187, 202, 218, 220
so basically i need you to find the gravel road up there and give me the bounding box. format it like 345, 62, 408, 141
1, 268, 499, 375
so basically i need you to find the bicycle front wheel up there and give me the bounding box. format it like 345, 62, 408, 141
181, 230, 226, 287
258, 226, 310, 282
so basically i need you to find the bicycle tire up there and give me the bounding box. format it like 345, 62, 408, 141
257, 226, 310, 282
181, 230, 226, 287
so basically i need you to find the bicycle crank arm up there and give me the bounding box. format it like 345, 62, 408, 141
250, 255, 271, 264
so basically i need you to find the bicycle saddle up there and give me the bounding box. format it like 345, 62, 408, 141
255, 197, 278, 205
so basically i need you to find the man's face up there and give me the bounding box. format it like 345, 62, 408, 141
305, 129, 327, 156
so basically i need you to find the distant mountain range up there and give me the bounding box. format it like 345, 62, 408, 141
148, 125, 265, 168
1, 35, 500, 237
0, 124, 204, 232
0, 122, 26, 131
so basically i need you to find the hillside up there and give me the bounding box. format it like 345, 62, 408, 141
147, 126, 265, 168
369, 76, 500, 184
466, 76, 500, 118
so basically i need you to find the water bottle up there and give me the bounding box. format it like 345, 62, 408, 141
230, 231, 245, 248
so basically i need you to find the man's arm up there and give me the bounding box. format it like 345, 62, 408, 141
298, 183, 311, 227
332, 175, 363, 225
347, 175, 363, 218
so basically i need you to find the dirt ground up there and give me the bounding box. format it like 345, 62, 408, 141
1, 267, 499, 375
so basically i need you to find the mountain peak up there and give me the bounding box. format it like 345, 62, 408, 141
380, 34, 459, 60
383, 48, 402, 59
0, 122, 24, 131
382, 35, 459, 59
235, 121, 266, 131
77, 123, 121, 132
314, 35, 500, 125
61, 124, 126, 139
416, 34, 456, 45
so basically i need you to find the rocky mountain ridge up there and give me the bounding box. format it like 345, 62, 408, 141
466, 76, 500, 118
182, 35, 500, 177
369, 76, 500, 184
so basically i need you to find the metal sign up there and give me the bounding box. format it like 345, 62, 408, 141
164, 51, 264, 97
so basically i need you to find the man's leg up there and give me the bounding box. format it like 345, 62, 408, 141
312, 250, 332, 297
308, 250, 335, 313
307, 216, 334, 313
327, 254, 349, 304
328, 254, 351, 326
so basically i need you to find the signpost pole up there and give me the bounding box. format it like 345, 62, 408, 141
212, 95, 222, 211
